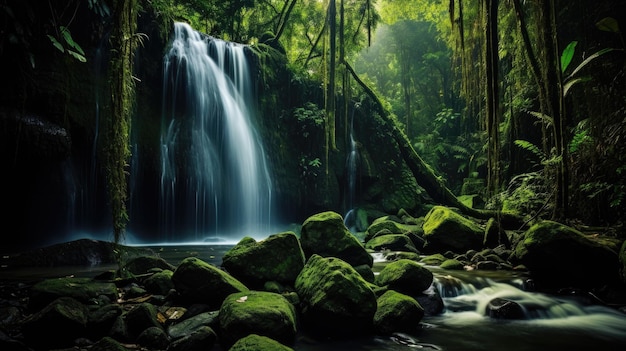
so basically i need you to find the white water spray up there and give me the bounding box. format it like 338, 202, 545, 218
160, 22, 273, 241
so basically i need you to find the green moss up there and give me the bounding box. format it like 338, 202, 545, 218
440, 259, 464, 270
423, 206, 482, 235
229, 334, 294, 351
419, 253, 447, 266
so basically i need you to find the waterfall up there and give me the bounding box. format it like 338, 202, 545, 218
159, 22, 273, 241
343, 105, 360, 230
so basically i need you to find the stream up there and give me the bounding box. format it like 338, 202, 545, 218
2, 243, 625, 350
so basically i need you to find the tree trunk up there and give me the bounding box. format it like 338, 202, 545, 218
484, 0, 500, 197
106, 0, 137, 244
344, 62, 524, 228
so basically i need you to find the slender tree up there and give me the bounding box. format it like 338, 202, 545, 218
105, 0, 138, 244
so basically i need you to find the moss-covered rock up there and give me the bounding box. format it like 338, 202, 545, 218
294, 254, 377, 336
172, 257, 248, 308
228, 334, 294, 351
125, 302, 162, 339
219, 291, 297, 349
513, 220, 620, 289
222, 232, 305, 289
419, 253, 447, 266
22, 297, 89, 349
422, 206, 484, 253
373, 290, 424, 335
29, 277, 118, 311
300, 211, 373, 267
143, 269, 175, 295
365, 234, 418, 253
168, 326, 217, 351
440, 259, 465, 270
375, 259, 433, 296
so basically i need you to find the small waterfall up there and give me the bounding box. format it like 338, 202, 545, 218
159, 22, 273, 241
343, 105, 360, 230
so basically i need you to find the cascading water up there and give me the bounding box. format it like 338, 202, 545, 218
159, 22, 273, 241
343, 105, 360, 231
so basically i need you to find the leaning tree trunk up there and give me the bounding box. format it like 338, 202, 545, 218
344, 62, 524, 228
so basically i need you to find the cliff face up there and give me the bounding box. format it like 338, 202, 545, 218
1, 2, 423, 247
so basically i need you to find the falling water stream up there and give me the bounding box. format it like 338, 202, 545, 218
159, 22, 273, 241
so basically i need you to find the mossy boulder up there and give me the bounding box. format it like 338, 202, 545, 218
513, 220, 620, 289
122, 255, 175, 275
21, 297, 89, 349
300, 211, 373, 267
422, 206, 484, 253
440, 258, 465, 270
420, 253, 447, 266
143, 269, 175, 295
219, 291, 297, 348
168, 326, 217, 351
294, 254, 377, 336
228, 334, 294, 351
221, 232, 305, 288
375, 259, 433, 296
29, 277, 118, 311
172, 257, 249, 308
365, 234, 418, 253
125, 302, 163, 339
373, 290, 424, 335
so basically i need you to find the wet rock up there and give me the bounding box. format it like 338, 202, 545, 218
365, 234, 419, 253
122, 255, 175, 275
168, 326, 217, 351
295, 254, 377, 336
221, 232, 305, 289
300, 211, 373, 267
143, 269, 175, 295
167, 311, 219, 340
228, 333, 294, 351
218, 291, 297, 348
375, 259, 433, 296
420, 253, 447, 266
125, 302, 163, 339
172, 257, 248, 308
28, 277, 118, 311
440, 259, 464, 270
21, 297, 89, 349
137, 326, 169, 349
373, 290, 424, 335
422, 206, 484, 253
91, 336, 128, 351
484, 217, 510, 248
513, 220, 620, 289
485, 297, 526, 319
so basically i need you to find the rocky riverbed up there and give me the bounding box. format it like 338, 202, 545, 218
1, 208, 625, 350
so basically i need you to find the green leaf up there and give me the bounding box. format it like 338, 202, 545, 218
47, 35, 64, 52
566, 47, 616, 80
596, 17, 620, 33
68, 50, 87, 63
60, 26, 85, 55
563, 76, 590, 96
560, 41, 577, 73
